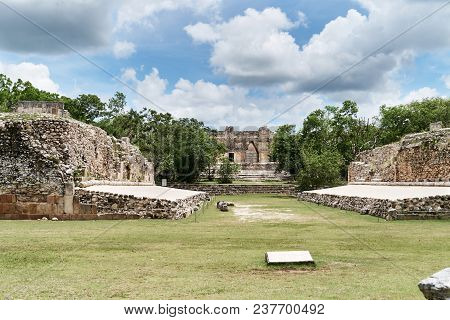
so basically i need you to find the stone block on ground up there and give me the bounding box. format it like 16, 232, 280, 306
418, 268, 450, 300
216, 201, 228, 212
265, 251, 314, 265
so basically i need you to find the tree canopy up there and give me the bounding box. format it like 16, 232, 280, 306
1, 73, 448, 186
0, 73, 225, 183
271, 98, 448, 190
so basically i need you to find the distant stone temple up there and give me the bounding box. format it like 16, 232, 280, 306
214, 126, 287, 180
348, 122, 449, 184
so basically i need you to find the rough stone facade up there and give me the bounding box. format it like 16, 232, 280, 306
215, 126, 272, 163
14, 101, 70, 118
418, 268, 450, 300
0, 102, 162, 220
213, 126, 287, 180
298, 192, 450, 220
0, 112, 154, 197
76, 189, 208, 220
0, 189, 207, 220
349, 125, 450, 183
168, 183, 297, 196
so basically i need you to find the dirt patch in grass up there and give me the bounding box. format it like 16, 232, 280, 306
232, 203, 319, 222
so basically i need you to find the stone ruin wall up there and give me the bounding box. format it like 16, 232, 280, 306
0, 190, 208, 220
215, 126, 273, 164
395, 129, 450, 182
76, 189, 208, 220
213, 126, 289, 180
0, 113, 155, 220
15, 101, 70, 118
348, 143, 399, 182
305, 124, 450, 220
348, 127, 450, 183
0, 113, 154, 197
168, 183, 297, 196
298, 192, 450, 220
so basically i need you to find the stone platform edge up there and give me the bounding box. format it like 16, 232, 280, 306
0, 190, 208, 221
298, 192, 450, 220
349, 181, 450, 187
78, 180, 156, 187
168, 183, 298, 196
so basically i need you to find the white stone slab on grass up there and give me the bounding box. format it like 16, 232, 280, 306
80, 185, 204, 201
265, 251, 314, 264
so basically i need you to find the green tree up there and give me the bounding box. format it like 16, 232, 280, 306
297, 148, 344, 191
64, 94, 105, 123
0, 74, 60, 111
270, 124, 302, 175
326, 101, 379, 175
106, 91, 126, 116
100, 107, 225, 183
295, 101, 379, 188
378, 98, 450, 144
218, 157, 240, 184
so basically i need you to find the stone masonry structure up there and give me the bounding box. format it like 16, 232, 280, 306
299, 191, 449, 220
0, 102, 211, 220
214, 126, 287, 180
15, 101, 70, 118
168, 183, 297, 196
348, 123, 449, 183
0, 112, 154, 196
299, 123, 450, 220
76, 189, 208, 220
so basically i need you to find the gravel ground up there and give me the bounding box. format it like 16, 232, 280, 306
81, 185, 205, 201
305, 185, 450, 200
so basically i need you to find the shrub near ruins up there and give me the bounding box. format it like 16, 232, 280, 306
218, 158, 240, 184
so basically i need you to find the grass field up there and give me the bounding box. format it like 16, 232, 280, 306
0, 194, 448, 299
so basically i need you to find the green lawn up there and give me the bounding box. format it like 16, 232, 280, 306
0, 194, 448, 299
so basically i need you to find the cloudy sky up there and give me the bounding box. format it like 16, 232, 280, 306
0, 0, 449, 128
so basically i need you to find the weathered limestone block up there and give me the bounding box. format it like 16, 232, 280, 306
216, 201, 228, 211
0, 113, 155, 198
64, 182, 74, 214
418, 268, 450, 300
298, 192, 450, 220
349, 126, 449, 183
74, 189, 207, 220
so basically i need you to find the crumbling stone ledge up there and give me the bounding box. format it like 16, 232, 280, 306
0, 189, 208, 220
298, 192, 450, 220
349, 181, 450, 187
78, 180, 155, 187
75, 189, 208, 220
168, 183, 297, 196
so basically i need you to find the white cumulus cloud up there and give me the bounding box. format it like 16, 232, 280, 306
185, 1, 450, 93
0, 61, 59, 92
121, 67, 326, 128
113, 41, 136, 58
401, 87, 440, 103
441, 74, 450, 89
116, 0, 222, 29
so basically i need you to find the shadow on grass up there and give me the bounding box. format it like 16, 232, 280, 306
251, 262, 320, 274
